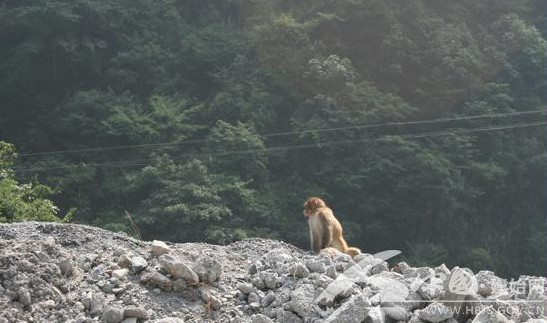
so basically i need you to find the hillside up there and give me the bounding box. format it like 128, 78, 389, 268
1, 0, 546, 278
0, 222, 545, 322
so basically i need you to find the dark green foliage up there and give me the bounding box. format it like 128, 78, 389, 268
1, 0, 545, 277
0, 142, 69, 223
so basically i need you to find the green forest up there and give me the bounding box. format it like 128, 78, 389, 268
1, 0, 546, 278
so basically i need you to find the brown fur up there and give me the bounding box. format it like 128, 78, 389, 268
303, 197, 361, 258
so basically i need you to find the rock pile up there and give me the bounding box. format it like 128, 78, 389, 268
0, 222, 545, 322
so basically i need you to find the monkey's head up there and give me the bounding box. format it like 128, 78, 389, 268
303, 197, 326, 218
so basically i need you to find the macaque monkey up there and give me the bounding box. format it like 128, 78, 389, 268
303, 197, 361, 257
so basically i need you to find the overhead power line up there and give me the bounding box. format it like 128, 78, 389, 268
13, 120, 547, 173
17, 109, 547, 157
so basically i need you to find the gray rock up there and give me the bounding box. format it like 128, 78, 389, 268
159, 254, 199, 284
249, 261, 264, 275
121, 318, 138, 323
384, 306, 410, 321
408, 315, 427, 323
287, 284, 318, 318
101, 306, 124, 323
365, 275, 408, 304
417, 303, 453, 323
316, 276, 354, 305
261, 291, 276, 307
59, 258, 74, 276
140, 271, 173, 291
250, 313, 273, 323
259, 271, 281, 289
193, 257, 222, 283
90, 292, 107, 315
276, 309, 304, 323
306, 260, 327, 273
238, 282, 253, 294
434, 264, 450, 280
118, 254, 132, 268
249, 301, 261, 310
397, 262, 411, 273
130, 256, 148, 273
365, 306, 385, 323
17, 288, 32, 306
475, 271, 508, 297
210, 295, 223, 310
263, 250, 293, 268
326, 265, 338, 279
173, 278, 188, 292
123, 306, 148, 319
323, 294, 369, 323
371, 262, 389, 275
38, 300, 56, 309
471, 306, 510, 323
288, 263, 309, 278
248, 292, 261, 304
44, 236, 56, 247
151, 240, 171, 256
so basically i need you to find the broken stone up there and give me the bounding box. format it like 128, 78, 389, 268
173, 278, 188, 292
365, 305, 386, 323
193, 256, 222, 283
59, 258, 74, 276
287, 284, 318, 318
124, 306, 148, 319
288, 263, 309, 278
130, 256, 148, 273
151, 240, 171, 256
384, 306, 410, 321
417, 302, 453, 323
476, 271, 508, 297
101, 306, 125, 323
261, 291, 276, 307
317, 276, 354, 305
276, 309, 304, 323
259, 271, 281, 289
238, 282, 253, 294
209, 295, 223, 311
159, 254, 199, 284
90, 292, 107, 315
306, 260, 327, 273
250, 313, 274, 323
38, 300, 55, 309
17, 289, 31, 306
118, 254, 132, 268
248, 292, 261, 304
323, 293, 369, 323
43, 236, 56, 247
471, 306, 510, 323
112, 268, 129, 280
140, 271, 173, 291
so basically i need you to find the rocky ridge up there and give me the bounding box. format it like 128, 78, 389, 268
0, 222, 545, 323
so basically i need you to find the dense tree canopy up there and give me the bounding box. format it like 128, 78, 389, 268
1, 0, 545, 278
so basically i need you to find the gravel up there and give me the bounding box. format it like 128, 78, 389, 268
0, 222, 545, 323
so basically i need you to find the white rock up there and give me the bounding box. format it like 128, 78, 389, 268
151, 240, 171, 256
159, 254, 199, 284
112, 268, 129, 280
